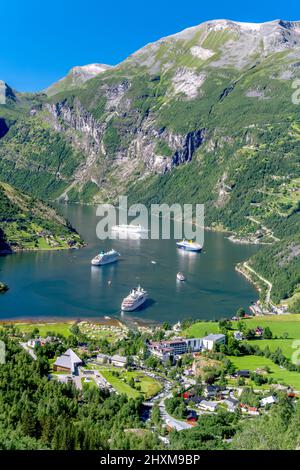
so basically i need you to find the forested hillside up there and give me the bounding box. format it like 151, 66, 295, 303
0, 182, 83, 252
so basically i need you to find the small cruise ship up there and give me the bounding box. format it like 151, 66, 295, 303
111, 224, 147, 234
121, 286, 148, 311
176, 239, 202, 252
91, 249, 121, 266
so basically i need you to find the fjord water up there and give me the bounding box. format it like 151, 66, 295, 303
0, 204, 259, 324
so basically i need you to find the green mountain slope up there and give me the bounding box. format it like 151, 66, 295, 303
0, 182, 83, 252
0, 19, 299, 307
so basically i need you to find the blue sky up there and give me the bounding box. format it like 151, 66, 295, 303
1, 0, 299, 92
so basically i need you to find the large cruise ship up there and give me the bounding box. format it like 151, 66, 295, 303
121, 286, 148, 311
111, 224, 147, 234
91, 249, 121, 266
176, 239, 202, 252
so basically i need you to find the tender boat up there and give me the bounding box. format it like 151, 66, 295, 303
91, 249, 121, 266
177, 272, 186, 281
176, 239, 202, 252
121, 285, 148, 311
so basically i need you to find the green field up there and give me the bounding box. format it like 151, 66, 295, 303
98, 368, 162, 399
228, 355, 300, 390
184, 315, 300, 360
236, 315, 300, 336
245, 339, 296, 358
184, 321, 220, 338
238, 315, 300, 359
8, 322, 73, 337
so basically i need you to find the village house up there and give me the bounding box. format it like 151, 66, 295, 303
184, 394, 203, 405
172, 322, 182, 333
96, 353, 111, 364
27, 338, 41, 348
224, 397, 239, 412
240, 404, 260, 416
186, 410, 198, 423
53, 348, 82, 374
235, 369, 250, 379
27, 336, 60, 349
199, 400, 219, 412
203, 385, 224, 398
260, 395, 277, 407
234, 331, 244, 341
111, 354, 127, 367
255, 327, 264, 337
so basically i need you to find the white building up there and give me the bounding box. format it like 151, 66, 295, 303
172, 322, 182, 332
202, 334, 226, 351
96, 353, 110, 364
260, 395, 277, 407
111, 355, 127, 367
27, 339, 41, 348
234, 331, 244, 341
199, 400, 219, 412
224, 398, 239, 412
185, 337, 203, 352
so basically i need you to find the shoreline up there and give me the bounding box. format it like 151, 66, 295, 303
235, 262, 289, 316
1, 311, 294, 328
0, 317, 125, 328
235, 263, 262, 296
0, 241, 86, 256
0, 313, 161, 329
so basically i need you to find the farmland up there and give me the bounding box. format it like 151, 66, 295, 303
184, 315, 300, 360
228, 355, 300, 390
97, 368, 162, 399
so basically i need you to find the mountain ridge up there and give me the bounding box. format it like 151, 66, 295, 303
44, 18, 300, 95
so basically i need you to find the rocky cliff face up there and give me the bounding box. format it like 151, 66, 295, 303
0, 81, 17, 105
44, 94, 207, 200
46, 99, 105, 184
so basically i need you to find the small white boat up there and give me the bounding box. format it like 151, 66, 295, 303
177, 272, 186, 281
176, 239, 202, 252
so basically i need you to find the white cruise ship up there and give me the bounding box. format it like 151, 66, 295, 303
176, 239, 202, 252
91, 249, 121, 266
121, 286, 148, 311
111, 224, 147, 234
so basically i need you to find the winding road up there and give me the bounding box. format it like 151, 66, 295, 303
243, 262, 273, 303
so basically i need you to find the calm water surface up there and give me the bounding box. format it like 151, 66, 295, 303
0, 204, 260, 324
